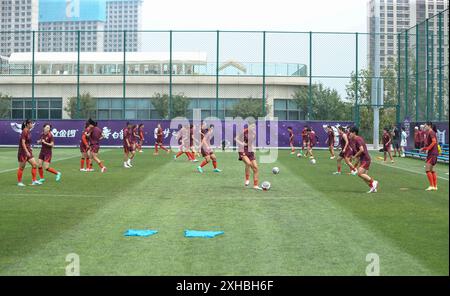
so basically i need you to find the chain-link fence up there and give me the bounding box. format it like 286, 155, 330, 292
0, 9, 448, 138
398, 8, 449, 123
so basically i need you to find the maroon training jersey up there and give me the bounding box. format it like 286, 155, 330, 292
327, 130, 334, 145
354, 136, 371, 162
339, 134, 344, 149
19, 128, 32, 152
89, 126, 102, 145
309, 131, 317, 145
123, 127, 131, 145
425, 130, 439, 156
156, 127, 164, 142
40, 132, 53, 154
382, 132, 390, 145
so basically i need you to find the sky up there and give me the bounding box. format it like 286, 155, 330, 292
141, 0, 368, 32
140, 0, 370, 99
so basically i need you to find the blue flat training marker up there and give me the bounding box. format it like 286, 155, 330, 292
184, 230, 224, 238
124, 229, 158, 237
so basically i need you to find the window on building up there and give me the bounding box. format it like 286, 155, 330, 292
11, 98, 62, 120
273, 99, 301, 120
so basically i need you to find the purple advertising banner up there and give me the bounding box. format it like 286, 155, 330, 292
0, 120, 354, 148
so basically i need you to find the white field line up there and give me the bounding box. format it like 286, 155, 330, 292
374, 161, 449, 181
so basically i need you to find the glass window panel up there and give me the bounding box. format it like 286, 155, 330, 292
50, 109, 62, 119
199, 99, 211, 109
97, 99, 110, 109
111, 110, 122, 119
12, 109, 23, 119
98, 110, 109, 120
125, 99, 137, 109
137, 99, 150, 109
12, 100, 23, 108
137, 110, 149, 119
24, 109, 32, 119
287, 100, 298, 110
225, 99, 237, 109
201, 110, 211, 119
24, 100, 32, 108
150, 110, 162, 119
37, 100, 49, 108
288, 111, 299, 120
50, 99, 62, 109
274, 110, 287, 120
37, 109, 49, 119
111, 99, 122, 109
274, 99, 286, 110
225, 110, 234, 117
125, 110, 136, 119
188, 99, 197, 109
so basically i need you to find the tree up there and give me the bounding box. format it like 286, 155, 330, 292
0, 93, 11, 119
150, 93, 190, 119
292, 83, 352, 121
345, 63, 400, 142
64, 92, 96, 119
230, 97, 270, 119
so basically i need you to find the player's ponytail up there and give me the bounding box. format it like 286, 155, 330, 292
22, 119, 31, 130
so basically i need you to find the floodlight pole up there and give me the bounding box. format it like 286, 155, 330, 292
372, 3, 381, 149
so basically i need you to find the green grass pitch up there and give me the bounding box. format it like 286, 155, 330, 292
0, 147, 448, 275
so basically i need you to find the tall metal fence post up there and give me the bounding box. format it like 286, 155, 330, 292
216, 30, 219, 117
425, 19, 429, 121
415, 25, 419, 121
308, 31, 312, 120
355, 32, 359, 126
169, 30, 173, 119
76, 30, 81, 119
122, 30, 127, 119
262, 31, 266, 116
396, 32, 401, 124
31, 30, 35, 120
430, 31, 434, 120
404, 31, 409, 121
438, 12, 443, 121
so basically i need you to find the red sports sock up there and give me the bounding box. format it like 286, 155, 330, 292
432, 171, 437, 188
176, 151, 183, 158
31, 167, 37, 182
337, 165, 341, 173
160, 145, 168, 152
186, 152, 194, 160
155, 144, 158, 153
369, 178, 373, 188
254, 178, 258, 186
89, 160, 93, 169
17, 167, 24, 183
245, 172, 250, 181
200, 160, 208, 168
212, 160, 217, 169
86, 159, 91, 169
80, 158, 85, 169
46, 167, 58, 175
38, 167, 44, 179
98, 161, 104, 169
426, 171, 434, 187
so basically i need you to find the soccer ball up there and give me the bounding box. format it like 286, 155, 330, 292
296, 153, 302, 158
261, 181, 271, 191
310, 158, 316, 164
272, 167, 280, 174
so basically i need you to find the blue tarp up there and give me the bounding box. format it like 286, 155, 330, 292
124, 229, 158, 237
184, 230, 224, 238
